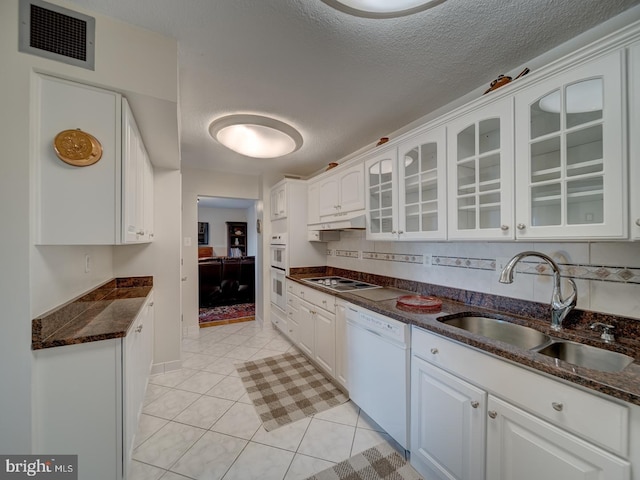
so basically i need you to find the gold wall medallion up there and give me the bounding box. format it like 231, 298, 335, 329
53, 129, 103, 167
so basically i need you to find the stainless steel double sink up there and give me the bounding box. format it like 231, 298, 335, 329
439, 315, 634, 373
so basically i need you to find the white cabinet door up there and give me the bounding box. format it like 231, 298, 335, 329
122, 98, 150, 244
124, 293, 154, 476
411, 356, 486, 480
365, 148, 398, 240
486, 395, 630, 480
514, 51, 625, 239
334, 302, 348, 389
314, 308, 335, 377
143, 153, 155, 240
337, 163, 365, 214
629, 42, 640, 240
447, 97, 514, 240
35, 74, 122, 245
270, 183, 287, 220
397, 126, 447, 240
318, 176, 340, 217
316, 163, 365, 218
298, 300, 315, 358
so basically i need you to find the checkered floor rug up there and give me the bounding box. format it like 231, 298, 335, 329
305, 443, 423, 480
236, 350, 348, 431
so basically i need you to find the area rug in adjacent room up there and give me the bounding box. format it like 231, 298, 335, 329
305, 443, 423, 480
199, 303, 255, 327
236, 350, 348, 431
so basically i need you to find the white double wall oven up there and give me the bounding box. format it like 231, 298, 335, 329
269, 233, 287, 311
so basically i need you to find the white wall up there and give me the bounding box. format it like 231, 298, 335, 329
197, 206, 248, 255
0, 0, 178, 451
113, 169, 182, 370
182, 168, 260, 335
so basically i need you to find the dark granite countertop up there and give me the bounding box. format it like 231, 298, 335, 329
288, 268, 640, 407
32, 277, 153, 350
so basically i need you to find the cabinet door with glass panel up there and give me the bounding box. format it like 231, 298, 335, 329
447, 97, 514, 240
365, 148, 398, 240
397, 126, 447, 240
514, 51, 625, 239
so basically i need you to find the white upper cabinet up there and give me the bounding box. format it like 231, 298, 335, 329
447, 97, 514, 240
629, 42, 640, 240
365, 147, 398, 240
270, 182, 287, 220
122, 98, 154, 244
365, 126, 447, 241
35, 75, 154, 245
397, 127, 447, 240
316, 163, 365, 219
35, 75, 123, 245
514, 51, 625, 240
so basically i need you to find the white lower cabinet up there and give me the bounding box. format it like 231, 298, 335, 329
334, 300, 349, 389
286, 282, 336, 380
486, 395, 630, 480
410, 326, 631, 480
411, 356, 486, 480
33, 293, 154, 480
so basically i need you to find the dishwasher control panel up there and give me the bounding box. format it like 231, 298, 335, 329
355, 308, 409, 344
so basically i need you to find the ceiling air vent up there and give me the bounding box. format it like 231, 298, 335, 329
19, 0, 95, 70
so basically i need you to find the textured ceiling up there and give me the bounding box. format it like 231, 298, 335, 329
67, 0, 640, 177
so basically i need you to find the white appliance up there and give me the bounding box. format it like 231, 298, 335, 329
346, 304, 411, 450
270, 267, 286, 311
269, 233, 288, 311
269, 233, 287, 271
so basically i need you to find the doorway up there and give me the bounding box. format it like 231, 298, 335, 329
196, 196, 258, 327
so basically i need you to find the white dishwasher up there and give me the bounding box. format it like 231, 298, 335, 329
346, 304, 410, 450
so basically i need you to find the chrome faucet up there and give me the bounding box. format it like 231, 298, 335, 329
499, 251, 577, 331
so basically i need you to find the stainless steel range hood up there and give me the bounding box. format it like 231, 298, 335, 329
308, 213, 366, 231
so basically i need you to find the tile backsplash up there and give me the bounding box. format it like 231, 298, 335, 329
326, 231, 640, 320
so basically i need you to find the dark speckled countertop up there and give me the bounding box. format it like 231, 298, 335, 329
289, 268, 640, 407
32, 277, 153, 350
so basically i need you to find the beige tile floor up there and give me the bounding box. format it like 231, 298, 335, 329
129, 320, 395, 480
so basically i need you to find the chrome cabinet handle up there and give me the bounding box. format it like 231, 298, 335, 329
488, 410, 497, 419
136, 325, 143, 333
430, 348, 439, 354
470, 401, 479, 409
181, 276, 187, 281
517, 223, 526, 230
636, 218, 640, 227
137, 230, 145, 235
148, 302, 154, 307
501, 225, 509, 231
552, 402, 563, 412
391, 230, 397, 234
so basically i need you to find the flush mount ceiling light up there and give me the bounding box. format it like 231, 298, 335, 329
208, 114, 303, 159
321, 0, 445, 18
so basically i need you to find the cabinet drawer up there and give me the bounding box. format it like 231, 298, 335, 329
287, 292, 300, 310
288, 283, 335, 313
412, 327, 629, 457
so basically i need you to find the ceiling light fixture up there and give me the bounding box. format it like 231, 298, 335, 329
208, 114, 303, 159
321, 0, 445, 18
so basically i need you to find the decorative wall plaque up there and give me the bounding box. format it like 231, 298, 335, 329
53, 129, 103, 167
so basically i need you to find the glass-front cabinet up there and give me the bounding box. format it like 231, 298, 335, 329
447, 97, 514, 240
366, 148, 397, 240
365, 127, 446, 241
514, 51, 625, 239
397, 127, 447, 240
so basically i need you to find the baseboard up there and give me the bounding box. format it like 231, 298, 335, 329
183, 324, 200, 338
151, 359, 182, 375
